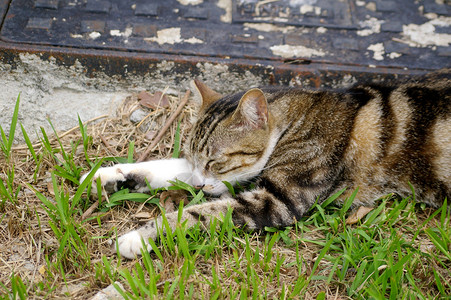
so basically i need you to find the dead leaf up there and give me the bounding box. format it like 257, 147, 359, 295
47, 182, 55, 196
159, 190, 189, 213
157, 144, 166, 153
132, 211, 153, 220
139, 91, 170, 110
39, 265, 46, 275
145, 130, 158, 141
346, 206, 374, 225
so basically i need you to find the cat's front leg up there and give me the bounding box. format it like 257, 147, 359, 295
115, 198, 234, 259
115, 183, 308, 258
80, 158, 193, 194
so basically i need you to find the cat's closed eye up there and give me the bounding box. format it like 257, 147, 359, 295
205, 159, 229, 174
204, 160, 214, 172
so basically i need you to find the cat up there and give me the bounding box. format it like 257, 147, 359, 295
81, 70, 450, 259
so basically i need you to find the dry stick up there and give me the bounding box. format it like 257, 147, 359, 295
99, 134, 114, 153
137, 90, 191, 162
81, 199, 99, 220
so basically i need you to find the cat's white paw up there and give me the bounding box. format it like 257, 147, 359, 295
80, 166, 127, 194
80, 159, 192, 194
116, 230, 152, 259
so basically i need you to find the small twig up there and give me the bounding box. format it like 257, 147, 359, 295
334, 287, 339, 300
99, 134, 114, 153
137, 90, 190, 162
81, 199, 99, 220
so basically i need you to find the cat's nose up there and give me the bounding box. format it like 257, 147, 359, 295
192, 168, 205, 189
193, 184, 205, 190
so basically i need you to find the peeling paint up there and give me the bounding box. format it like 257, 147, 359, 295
185, 37, 204, 44
270, 44, 325, 58
300, 5, 321, 15
177, 0, 203, 5
367, 43, 385, 61
316, 27, 327, 34
110, 27, 133, 38
289, 0, 317, 6
244, 23, 296, 33
357, 17, 383, 36
145, 28, 182, 45
217, 0, 232, 23
88, 32, 101, 40
388, 52, 402, 59
365, 2, 376, 11
355, 0, 365, 6
402, 16, 451, 47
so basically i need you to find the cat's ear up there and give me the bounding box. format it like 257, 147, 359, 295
192, 79, 223, 110
234, 88, 269, 129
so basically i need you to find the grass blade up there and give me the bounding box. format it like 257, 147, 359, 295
77, 115, 92, 164
127, 141, 135, 163
172, 120, 182, 158
340, 188, 358, 218
20, 123, 37, 163
425, 228, 451, 260
222, 181, 236, 197
7, 94, 21, 155
0, 93, 20, 159
321, 188, 346, 208
71, 159, 103, 210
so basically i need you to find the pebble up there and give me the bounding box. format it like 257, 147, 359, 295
90, 282, 125, 300
129, 108, 148, 124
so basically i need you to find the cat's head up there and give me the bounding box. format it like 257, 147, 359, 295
185, 80, 276, 195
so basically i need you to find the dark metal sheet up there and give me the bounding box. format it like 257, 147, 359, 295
0, 41, 429, 87
232, 0, 357, 29
0, 0, 450, 82
0, 0, 10, 25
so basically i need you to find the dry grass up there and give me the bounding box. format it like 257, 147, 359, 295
0, 91, 196, 298
0, 90, 449, 299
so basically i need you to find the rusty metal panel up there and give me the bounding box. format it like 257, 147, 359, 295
0, 0, 450, 84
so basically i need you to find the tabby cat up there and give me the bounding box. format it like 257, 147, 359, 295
82, 70, 450, 259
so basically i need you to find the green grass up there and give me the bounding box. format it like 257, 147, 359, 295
104, 195, 451, 299
0, 94, 20, 162
0, 94, 449, 299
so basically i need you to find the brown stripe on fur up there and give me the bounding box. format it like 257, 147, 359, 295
257, 177, 303, 220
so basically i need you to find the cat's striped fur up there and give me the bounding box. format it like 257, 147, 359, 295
83, 70, 450, 258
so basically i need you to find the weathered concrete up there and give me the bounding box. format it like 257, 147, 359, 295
0, 53, 267, 142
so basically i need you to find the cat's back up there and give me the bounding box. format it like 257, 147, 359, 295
193, 72, 450, 206
344, 69, 450, 206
